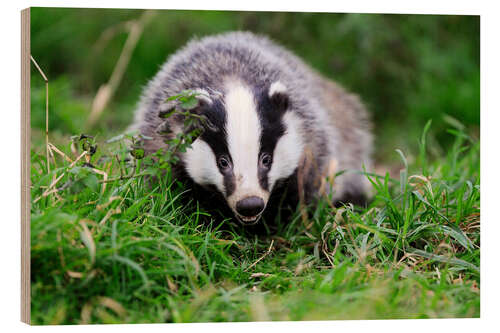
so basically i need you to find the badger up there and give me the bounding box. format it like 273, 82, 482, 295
131, 32, 372, 225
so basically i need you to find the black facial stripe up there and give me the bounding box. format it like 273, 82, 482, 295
191, 84, 290, 197
256, 89, 288, 190
223, 174, 236, 196
196, 98, 237, 197
199, 99, 226, 137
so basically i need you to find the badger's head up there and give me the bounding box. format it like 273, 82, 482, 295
161, 80, 304, 225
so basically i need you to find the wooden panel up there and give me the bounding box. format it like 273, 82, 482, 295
20, 7, 31, 325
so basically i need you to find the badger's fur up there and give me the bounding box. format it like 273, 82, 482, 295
132, 32, 372, 225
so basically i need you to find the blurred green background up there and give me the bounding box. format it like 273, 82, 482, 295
30, 8, 479, 163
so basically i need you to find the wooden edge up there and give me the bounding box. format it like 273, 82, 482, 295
21, 7, 31, 325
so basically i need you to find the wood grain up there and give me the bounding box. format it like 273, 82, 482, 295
21, 7, 31, 325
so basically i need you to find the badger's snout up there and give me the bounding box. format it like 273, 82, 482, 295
236, 196, 265, 218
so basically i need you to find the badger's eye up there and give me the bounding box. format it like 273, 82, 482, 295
218, 156, 232, 171
260, 153, 272, 169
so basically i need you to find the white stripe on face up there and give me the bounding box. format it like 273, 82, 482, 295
224, 81, 269, 207
183, 139, 225, 193
268, 111, 304, 189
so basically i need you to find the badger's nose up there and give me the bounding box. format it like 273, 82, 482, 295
236, 196, 265, 217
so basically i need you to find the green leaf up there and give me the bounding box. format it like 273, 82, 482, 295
82, 173, 99, 192
131, 148, 145, 160
159, 108, 177, 119
180, 96, 199, 110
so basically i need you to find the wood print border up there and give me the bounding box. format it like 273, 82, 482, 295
21, 7, 31, 325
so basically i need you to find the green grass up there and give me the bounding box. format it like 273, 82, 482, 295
28, 9, 480, 324
30, 122, 480, 324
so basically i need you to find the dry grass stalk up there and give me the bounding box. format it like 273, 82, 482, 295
396, 252, 418, 267
33, 145, 111, 203
33, 151, 88, 203
48, 142, 73, 163
80, 296, 127, 324
321, 209, 343, 268
48, 144, 58, 168
96, 196, 122, 211
66, 271, 84, 279
79, 219, 96, 265
166, 276, 178, 293
30, 55, 50, 172
245, 240, 274, 272
95, 296, 127, 318
33, 173, 65, 204
87, 10, 156, 128
322, 238, 338, 268
408, 174, 434, 197
250, 272, 272, 278
97, 193, 127, 226
80, 301, 93, 324
98, 207, 122, 226
91, 167, 109, 193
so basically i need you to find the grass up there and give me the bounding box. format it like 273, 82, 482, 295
27, 8, 480, 325
29, 118, 480, 324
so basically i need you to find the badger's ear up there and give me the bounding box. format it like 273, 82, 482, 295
158, 89, 213, 119
157, 89, 216, 137
268, 81, 290, 113
158, 100, 180, 120
189, 88, 213, 107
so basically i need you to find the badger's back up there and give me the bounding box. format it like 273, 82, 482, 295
132, 32, 372, 221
